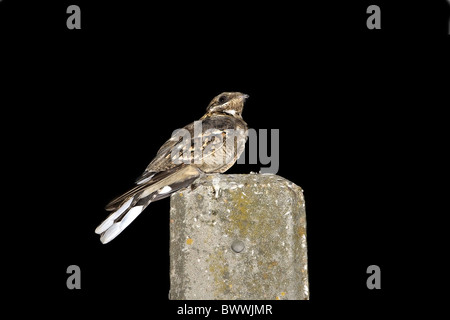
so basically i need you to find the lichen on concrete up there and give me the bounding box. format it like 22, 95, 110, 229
169, 173, 309, 300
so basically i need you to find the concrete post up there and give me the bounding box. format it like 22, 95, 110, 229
169, 173, 309, 300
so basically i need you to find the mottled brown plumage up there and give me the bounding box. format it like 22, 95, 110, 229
96, 92, 249, 244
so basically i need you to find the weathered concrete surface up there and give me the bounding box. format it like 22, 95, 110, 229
169, 173, 309, 300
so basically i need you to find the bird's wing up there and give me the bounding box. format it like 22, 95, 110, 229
134, 137, 180, 184
106, 166, 187, 210
134, 116, 243, 184
99, 164, 202, 243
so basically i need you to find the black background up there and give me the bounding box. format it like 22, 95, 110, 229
1, 0, 449, 317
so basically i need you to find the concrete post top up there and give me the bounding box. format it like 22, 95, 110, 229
170, 173, 308, 300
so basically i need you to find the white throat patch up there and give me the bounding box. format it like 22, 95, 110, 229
224, 109, 236, 115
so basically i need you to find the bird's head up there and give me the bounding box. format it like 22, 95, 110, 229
205, 92, 249, 118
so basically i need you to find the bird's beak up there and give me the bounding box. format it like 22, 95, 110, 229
240, 94, 249, 100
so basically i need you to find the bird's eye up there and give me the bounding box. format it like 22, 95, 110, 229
218, 95, 227, 104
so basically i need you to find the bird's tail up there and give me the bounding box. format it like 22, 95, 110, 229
95, 165, 201, 244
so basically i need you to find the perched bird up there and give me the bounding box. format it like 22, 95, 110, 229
96, 92, 249, 244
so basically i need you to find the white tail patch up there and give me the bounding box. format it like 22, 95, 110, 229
100, 205, 145, 244
95, 198, 133, 234
136, 173, 155, 185
120, 205, 144, 230
99, 224, 121, 244
159, 185, 172, 194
